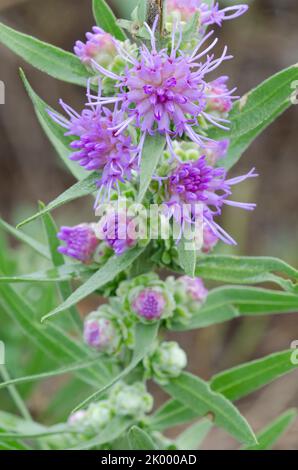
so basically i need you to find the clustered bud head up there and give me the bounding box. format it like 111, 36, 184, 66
110, 382, 153, 417
144, 341, 187, 384
83, 307, 122, 354
118, 273, 176, 323
74, 26, 118, 69
57, 223, 98, 263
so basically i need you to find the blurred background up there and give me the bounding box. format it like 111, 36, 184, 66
0, 0, 298, 449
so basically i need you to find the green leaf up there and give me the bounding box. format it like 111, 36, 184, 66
92, 0, 127, 41
20, 70, 85, 180
128, 426, 158, 450
177, 229, 196, 278
0, 358, 100, 391
137, 134, 166, 203
0, 217, 50, 259
0, 21, 90, 86
72, 322, 159, 412
0, 282, 112, 388
162, 372, 257, 445
209, 65, 298, 170
194, 254, 298, 290
176, 419, 212, 450
0, 263, 93, 284
243, 409, 297, 450
17, 173, 97, 229
41, 246, 146, 322
67, 417, 132, 450
40, 203, 82, 330
172, 286, 298, 330
211, 349, 298, 401
149, 399, 196, 432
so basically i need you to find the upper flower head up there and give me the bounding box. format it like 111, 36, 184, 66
57, 223, 98, 262
89, 19, 235, 160
166, 156, 258, 245
74, 26, 117, 68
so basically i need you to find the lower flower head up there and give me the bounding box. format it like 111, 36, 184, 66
57, 224, 98, 263
144, 341, 187, 384
110, 382, 153, 417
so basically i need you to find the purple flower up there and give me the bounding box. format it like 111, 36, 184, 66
49, 84, 137, 203
178, 276, 208, 302
167, 1, 248, 26
132, 288, 166, 321
74, 26, 117, 68
166, 156, 258, 245
89, 19, 235, 161
57, 224, 98, 263
200, 2, 248, 27
101, 211, 137, 255
84, 317, 117, 351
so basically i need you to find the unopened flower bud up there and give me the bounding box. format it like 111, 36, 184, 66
85, 401, 112, 431
84, 308, 121, 354
206, 76, 234, 115
74, 27, 118, 69
144, 341, 187, 384
57, 223, 98, 263
110, 382, 153, 417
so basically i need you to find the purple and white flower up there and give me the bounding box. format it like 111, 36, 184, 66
74, 26, 118, 69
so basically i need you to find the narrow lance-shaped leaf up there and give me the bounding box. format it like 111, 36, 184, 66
0, 21, 90, 86
175, 419, 213, 450
20, 70, 85, 180
72, 322, 159, 412
193, 254, 298, 290
128, 426, 158, 451
172, 286, 298, 331
17, 173, 97, 229
137, 134, 166, 203
40, 203, 82, 330
211, 349, 298, 401
162, 372, 257, 445
0, 217, 50, 259
92, 0, 127, 41
243, 409, 297, 451
0, 263, 94, 284
209, 64, 298, 170
42, 246, 146, 322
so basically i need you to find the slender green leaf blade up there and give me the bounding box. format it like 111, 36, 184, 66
176, 419, 212, 450
210, 65, 298, 169
137, 134, 166, 202
128, 426, 158, 450
17, 173, 97, 229
243, 409, 297, 450
42, 246, 146, 322
211, 350, 298, 401
20, 70, 85, 180
92, 0, 126, 41
0, 21, 89, 85
0, 217, 50, 259
162, 372, 257, 445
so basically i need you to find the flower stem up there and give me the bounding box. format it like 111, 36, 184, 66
146, 0, 166, 35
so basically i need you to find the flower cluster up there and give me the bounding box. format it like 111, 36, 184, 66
144, 341, 187, 384
68, 382, 153, 438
